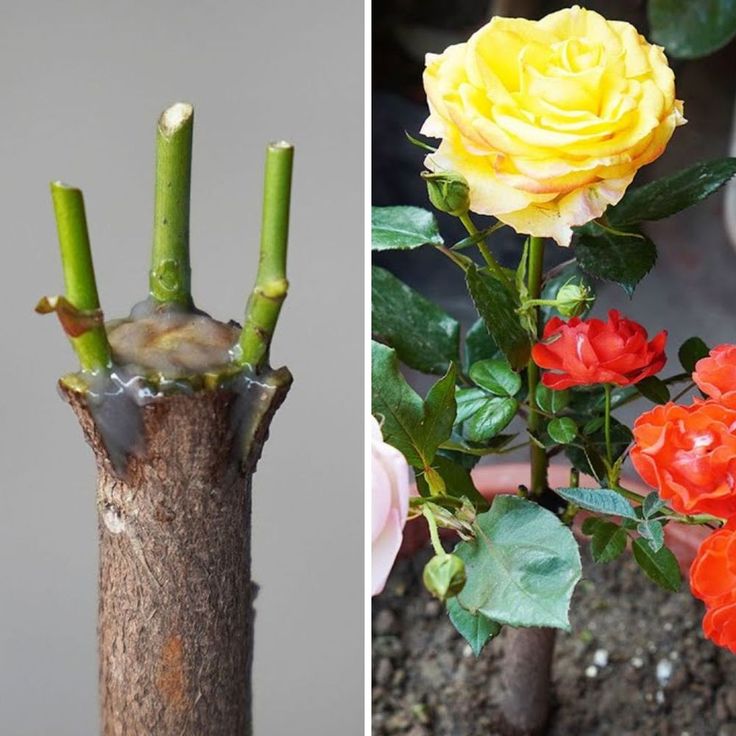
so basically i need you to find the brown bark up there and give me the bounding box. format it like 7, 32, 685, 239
62, 373, 289, 736
500, 627, 556, 736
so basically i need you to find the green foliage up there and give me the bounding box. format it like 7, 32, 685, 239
590, 521, 628, 563
637, 519, 665, 553
536, 385, 570, 414
642, 491, 666, 519
678, 336, 710, 373
464, 397, 518, 443
454, 495, 581, 630
468, 358, 522, 397
372, 266, 460, 375
371, 206, 443, 250
463, 318, 499, 370
547, 417, 578, 445
415, 455, 489, 510
636, 376, 670, 405
465, 265, 531, 370
575, 224, 657, 296
371, 341, 456, 468
447, 597, 501, 656
632, 537, 682, 591
649, 0, 736, 58
565, 416, 633, 480
554, 487, 638, 520
611, 158, 736, 226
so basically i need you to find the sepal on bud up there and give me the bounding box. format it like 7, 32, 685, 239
422, 553, 467, 601
422, 171, 470, 217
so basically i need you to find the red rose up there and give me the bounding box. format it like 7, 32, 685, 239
690, 527, 736, 654
693, 344, 736, 402
630, 401, 736, 518
531, 310, 667, 390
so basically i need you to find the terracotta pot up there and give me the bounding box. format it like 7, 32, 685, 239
401, 462, 709, 574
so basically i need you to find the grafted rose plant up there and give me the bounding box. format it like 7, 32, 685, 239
372, 4, 736, 734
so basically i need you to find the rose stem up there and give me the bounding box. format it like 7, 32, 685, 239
50, 182, 112, 373
236, 141, 294, 371
459, 213, 514, 291
149, 102, 194, 308
526, 235, 547, 495
603, 383, 614, 469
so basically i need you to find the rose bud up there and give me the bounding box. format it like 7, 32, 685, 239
423, 553, 467, 601
554, 281, 594, 319
421, 170, 470, 217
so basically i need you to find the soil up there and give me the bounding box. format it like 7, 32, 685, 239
372, 542, 736, 736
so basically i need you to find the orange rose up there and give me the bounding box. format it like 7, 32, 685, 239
531, 309, 666, 390
631, 401, 736, 518
693, 344, 736, 402
690, 528, 736, 607
690, 528, 736, 653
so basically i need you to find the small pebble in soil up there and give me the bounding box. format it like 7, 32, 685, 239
656, 658, 674, 686
631, 656, 644, 668
593, 648, 609, 667
585, 665, 598, 678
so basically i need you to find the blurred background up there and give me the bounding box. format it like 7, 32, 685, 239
372, 2, 736, 735
0, 2, 363, 734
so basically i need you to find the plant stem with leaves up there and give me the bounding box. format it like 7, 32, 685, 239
527, 236, 547, 495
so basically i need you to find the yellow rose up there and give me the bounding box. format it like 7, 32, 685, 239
421, 5, 685, 246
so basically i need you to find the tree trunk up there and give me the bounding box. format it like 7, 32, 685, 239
500, 627, 556, 736
62, 371, 289, 736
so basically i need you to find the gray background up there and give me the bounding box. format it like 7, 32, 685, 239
0, 2, 363, 734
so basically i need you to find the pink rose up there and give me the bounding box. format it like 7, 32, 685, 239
372, 416, 411, 596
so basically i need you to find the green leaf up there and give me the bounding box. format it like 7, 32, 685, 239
464, 397, 518, 443
455, 495, 581, 630
632, 538, 681, 591
643, 492, 666, 519
447, 597, 501, 656
536, 385, 570, 414
610, 158, 736, 225
565, 417, 633, 476
415, 455, 489, 510
648, 0, 736, 58
455, 388, 488, 424
553, 487, 638, 520
469, 359, 522, 397
590, 521, 628, 563
404, 130, 437, 153
547, 417, 578, 445
637, 519, 665, 553
636, 376, 670, 405
581, 517, 602, 536
575, 225, 657, 296
463, 318, 499, 370
371, 341, 456, 467
465, 265, 531, 370
371, 206, 443, 250
372, 266, 460, 374
678, 336, 710, 373
422, 364, 459, 461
